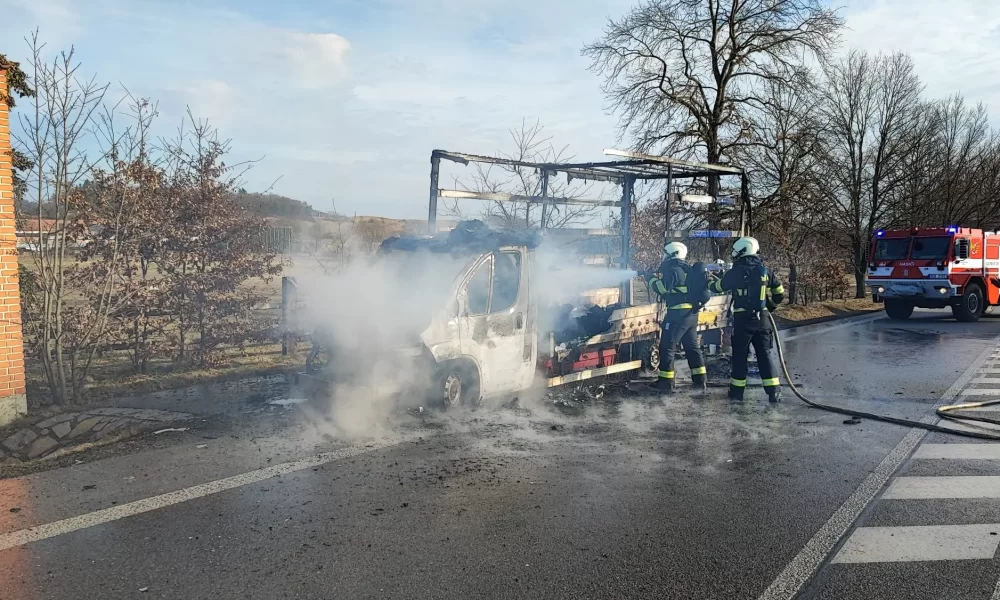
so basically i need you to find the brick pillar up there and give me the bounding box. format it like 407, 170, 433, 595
0, 67, 27, 426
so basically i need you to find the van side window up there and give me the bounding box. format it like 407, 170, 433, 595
492, 251, 521, 313
466, 258, 492, 315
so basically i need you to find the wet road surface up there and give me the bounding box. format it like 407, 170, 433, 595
4, 310, 1000, 599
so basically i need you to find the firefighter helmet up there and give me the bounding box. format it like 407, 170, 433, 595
731, 236, 760, 259
663, 241, 688, 261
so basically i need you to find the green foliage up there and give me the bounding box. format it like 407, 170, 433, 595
0, 53, 35, 107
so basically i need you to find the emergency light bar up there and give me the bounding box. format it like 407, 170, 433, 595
947, 226, 959, 234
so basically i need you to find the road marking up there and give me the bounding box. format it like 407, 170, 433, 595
781, 314, 882, 343
973, 377, 1000, 383
831, 524, 1000, 563
961, 389, 1000, 396
0, 438, 405, 552
981, 369, 1000, 374
757, 334, 1000, 600
914, 444, 1000, 460
883, 476, 1000, 499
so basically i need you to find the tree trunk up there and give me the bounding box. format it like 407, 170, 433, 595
788, 263, 798, 305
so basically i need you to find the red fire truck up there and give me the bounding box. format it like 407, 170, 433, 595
866, 226, 1000, 321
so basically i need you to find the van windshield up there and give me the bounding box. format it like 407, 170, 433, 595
873, 238, 909, 260
910, 236, 952, 260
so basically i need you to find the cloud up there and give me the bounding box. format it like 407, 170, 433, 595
165, 79, 236, 126
277, 32, 351, 90
841, 0, 1000, 120
0, 0, 686, 218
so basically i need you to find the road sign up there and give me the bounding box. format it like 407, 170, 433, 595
687, 230, 739, 238
680, 194, 714, 204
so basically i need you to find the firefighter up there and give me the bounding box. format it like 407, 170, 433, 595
648, 241, 707, 393
709, 236, 785, 403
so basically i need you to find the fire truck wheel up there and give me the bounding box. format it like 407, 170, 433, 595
884, 300, 914, 320
954, 283, 985, 322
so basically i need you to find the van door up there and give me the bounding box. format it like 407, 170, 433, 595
456, 248, 533, 397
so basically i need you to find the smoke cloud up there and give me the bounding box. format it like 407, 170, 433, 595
291, 231, 640, 440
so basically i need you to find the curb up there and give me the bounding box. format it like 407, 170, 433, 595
773, 309, 883, 331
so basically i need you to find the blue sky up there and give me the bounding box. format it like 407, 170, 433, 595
2, 0, 998, 219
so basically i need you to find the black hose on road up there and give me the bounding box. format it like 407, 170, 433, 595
767, 311, 1000, 441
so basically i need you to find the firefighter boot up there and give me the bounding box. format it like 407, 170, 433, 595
655, 376, 675, 394
692, 374, 708, 395
728, 385, 744, 403
767, 387, 782, 404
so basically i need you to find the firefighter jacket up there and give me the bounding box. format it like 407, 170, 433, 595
708, 255, 785, 312
648, 258, 692, 312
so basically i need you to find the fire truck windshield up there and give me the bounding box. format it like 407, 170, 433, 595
910, 236, 952, 260
874, 238, 909, 260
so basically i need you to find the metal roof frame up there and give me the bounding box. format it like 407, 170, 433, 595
427, 147, 752, 273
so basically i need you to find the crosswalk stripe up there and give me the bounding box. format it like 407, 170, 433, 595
974, 377, 1000, 383
832, 524, 1000, 563
914, 444, 1000, 460
960, 389, 1000, 396
883, 476, 1000, 499
982, 369, 1000, 374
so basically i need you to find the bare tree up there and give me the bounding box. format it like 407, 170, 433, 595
157, 112, 281, 366
818, 51, 923, 298
583, 0, 842, 195
79, 96, 165, 374
924, 96, 992, 227
737, 74, 828, 303
444, 119, 599, 228
16, 34, 111, 404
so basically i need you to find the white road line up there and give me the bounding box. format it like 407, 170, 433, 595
973, 377, 1000, 383
831, 524, 1000, 564
961, 389, 1000, 396
0, 438, 405, 552
883, 476, 1000, 499
981, 369, 1000, 374
757, 334, 1000, 600
914, 444, 1000, 460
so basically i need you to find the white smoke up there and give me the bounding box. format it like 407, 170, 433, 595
291, 229, 640, 440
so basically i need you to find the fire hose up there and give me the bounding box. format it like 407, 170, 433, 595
766, 311, 1000, 441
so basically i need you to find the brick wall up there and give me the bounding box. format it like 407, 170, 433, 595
0, 67, 28, 427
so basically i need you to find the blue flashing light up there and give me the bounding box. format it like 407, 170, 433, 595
876, 230, 885, 237
946, 226, 959, 234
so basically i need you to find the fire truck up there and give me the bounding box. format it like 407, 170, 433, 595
866, 226, 1000, 321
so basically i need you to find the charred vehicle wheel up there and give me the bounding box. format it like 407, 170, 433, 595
306, 326, 334, 374
435, 362, 480, 409
954, 283, 985, 322
884, 300, 914, 320
646, 343, 660, 372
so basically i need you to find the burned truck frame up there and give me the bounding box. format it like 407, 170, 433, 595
294, 149, 751, 407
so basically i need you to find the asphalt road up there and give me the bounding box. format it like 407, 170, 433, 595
4, 310, 1000, 599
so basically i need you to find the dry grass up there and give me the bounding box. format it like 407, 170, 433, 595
26, 343, 303, 406
774, 298, 881, 323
